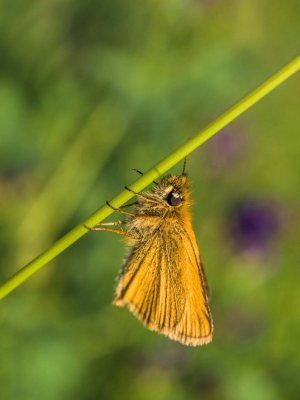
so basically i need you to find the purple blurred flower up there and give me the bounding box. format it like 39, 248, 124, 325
205, 127, 247, 173
228, 199, 281, 255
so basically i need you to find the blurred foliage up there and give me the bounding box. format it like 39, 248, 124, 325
0, 0, 299, 399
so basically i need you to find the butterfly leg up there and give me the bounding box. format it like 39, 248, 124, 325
124, 186, 160, 205
132, 169, 158, 185
132, 168, 144, 176
124, 186, 150, 201
119, 201, 138, 208
84, 220, 132, 237
106, 201, 134, 216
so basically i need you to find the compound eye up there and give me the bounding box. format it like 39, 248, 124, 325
167, 191, 182, 206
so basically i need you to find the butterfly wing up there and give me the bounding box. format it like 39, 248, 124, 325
114, 223, 213, 346
174, 227, 213, 345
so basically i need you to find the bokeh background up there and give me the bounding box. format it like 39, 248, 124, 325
0, 1, 299, 399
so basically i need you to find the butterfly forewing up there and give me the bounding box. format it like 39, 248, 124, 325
115, 233, 185, 324
114, 220, 213, 346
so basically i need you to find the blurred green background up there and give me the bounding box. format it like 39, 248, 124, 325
0, 1, 299, 399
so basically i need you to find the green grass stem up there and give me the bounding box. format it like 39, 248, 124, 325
0, 56, 299, 300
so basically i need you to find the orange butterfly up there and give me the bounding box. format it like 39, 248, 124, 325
87, 161, 213, 346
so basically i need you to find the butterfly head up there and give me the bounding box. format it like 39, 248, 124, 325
154, 174, 189, 208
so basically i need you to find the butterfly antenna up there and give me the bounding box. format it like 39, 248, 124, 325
182, 156, 188, 176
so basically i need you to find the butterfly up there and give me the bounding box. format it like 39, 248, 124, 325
87, 160, 213, 346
